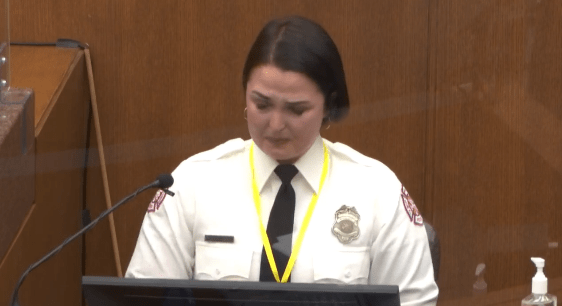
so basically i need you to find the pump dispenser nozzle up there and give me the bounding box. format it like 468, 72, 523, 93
531, 257, 547, 294
522, 257, 556, 305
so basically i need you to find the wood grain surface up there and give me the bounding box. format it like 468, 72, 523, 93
0, 47, 87, 306
0, 90, 34, 264
7, 1, 562, 304
430, 0, 562, 300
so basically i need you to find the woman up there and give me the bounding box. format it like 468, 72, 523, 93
126, 15, 438, 305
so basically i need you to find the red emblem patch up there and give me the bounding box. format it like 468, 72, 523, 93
401, 186, 423, 226
147, 190, 166, 213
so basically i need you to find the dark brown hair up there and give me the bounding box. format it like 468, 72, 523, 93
242, 15, 350, 124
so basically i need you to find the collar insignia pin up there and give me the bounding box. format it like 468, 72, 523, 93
332, 205, 360, 244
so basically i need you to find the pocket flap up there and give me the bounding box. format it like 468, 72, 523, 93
313, 247, 370, 283
195, 241, 253, 280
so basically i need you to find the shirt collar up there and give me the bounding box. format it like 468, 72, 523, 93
252, 136, 325, 194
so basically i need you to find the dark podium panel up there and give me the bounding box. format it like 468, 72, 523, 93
0, 46, 87, 306
83, 276, 400, 306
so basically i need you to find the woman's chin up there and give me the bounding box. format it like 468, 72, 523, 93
264, 149, 298, 164
267, 152, 295, 163
275, 157, 299, 164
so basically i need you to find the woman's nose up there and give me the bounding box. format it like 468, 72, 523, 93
268, 110, 286, 131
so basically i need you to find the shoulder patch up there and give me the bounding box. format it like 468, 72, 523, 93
147, 190, 166, 213
188, 138, 245, 162
401, 186, 423, 226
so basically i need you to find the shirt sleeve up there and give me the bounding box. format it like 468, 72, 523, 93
125, 163, 195, 279
369, 184, 439, 306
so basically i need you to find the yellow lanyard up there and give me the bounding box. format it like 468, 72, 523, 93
250, 141, 329, 283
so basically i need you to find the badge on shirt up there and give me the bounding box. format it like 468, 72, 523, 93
401, 185, 423, 226
332, 205, 360, 244
147, 189, 166, 213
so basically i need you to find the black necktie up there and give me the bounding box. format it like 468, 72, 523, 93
259, 164, 299, 282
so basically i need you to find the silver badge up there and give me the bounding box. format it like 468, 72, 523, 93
332, 205, 360, 244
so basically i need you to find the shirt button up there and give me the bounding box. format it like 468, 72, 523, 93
215, 269, 220, 276
345, 271, 351, 278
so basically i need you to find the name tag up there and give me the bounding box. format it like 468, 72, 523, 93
204, 235, 234, 243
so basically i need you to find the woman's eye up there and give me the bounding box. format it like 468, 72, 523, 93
256, 102, 269, 110
290, 108, 306, 115
252, 97, 269, 109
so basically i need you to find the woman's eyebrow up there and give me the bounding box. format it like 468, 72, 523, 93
284, 100, 310, 105
252, 90, 310, 104
251, 91, 269, 99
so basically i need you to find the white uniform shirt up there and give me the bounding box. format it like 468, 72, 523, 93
126, 136, 439, 305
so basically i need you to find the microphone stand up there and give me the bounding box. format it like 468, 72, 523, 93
10, 177, 170, 306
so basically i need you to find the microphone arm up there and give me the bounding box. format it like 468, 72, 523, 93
10, 174, 174, 306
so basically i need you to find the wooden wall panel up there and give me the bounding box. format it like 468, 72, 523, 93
430, 0, 562, 301
13, 0, 562, 303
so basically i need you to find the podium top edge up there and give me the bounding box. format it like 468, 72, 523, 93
82, 275, 399, 294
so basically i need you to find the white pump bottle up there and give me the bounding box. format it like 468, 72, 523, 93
521, 257, 557, 306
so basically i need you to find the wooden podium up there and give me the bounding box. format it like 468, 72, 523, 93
0, 88, 35, 266
0, 45, 88, 306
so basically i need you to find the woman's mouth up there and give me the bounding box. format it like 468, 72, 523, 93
266, 137, 290, 145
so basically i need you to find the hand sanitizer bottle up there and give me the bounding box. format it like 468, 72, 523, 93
521, 257, 557, 306
473, 263, 488, 296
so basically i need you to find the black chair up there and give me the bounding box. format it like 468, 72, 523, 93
423, 222, 440, 281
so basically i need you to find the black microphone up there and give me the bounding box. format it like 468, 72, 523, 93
10, 173, 174, 306
155, 173, 174, 189
155, 173, 175, 196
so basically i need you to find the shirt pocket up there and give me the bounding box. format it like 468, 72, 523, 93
194, 241, 253, 281
313, 246, 370, 284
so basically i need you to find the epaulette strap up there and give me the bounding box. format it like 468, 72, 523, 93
329, 142, 381, 167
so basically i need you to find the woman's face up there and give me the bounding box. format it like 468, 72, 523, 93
246, 64, 327, 164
